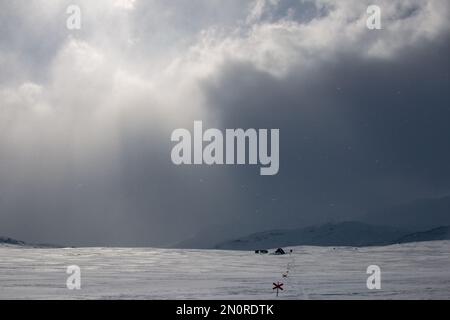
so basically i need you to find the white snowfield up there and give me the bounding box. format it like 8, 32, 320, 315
0, 241, 449, 300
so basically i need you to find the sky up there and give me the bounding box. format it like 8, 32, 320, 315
0, 0, 449, 246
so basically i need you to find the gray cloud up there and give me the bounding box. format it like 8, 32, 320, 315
0, 0, 449, 246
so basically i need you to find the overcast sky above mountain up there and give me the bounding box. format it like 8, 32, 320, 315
0, 0, 449, 246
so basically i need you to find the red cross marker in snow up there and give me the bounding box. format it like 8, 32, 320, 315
273, 282, 284, 297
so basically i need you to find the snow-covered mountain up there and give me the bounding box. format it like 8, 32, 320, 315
0, 236, 59, 248
214, 222, 450, 250
214, 222, 409, 250
0, 236, 26, 247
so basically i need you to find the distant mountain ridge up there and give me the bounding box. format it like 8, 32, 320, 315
0, 236, 26, 246
396, 226, 450, 244
214, 222, 408, 250
4, 224, 449, 250
0, 236, 59, 248
212, 222, 450, 250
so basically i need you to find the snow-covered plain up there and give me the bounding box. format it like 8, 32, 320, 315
0, 241, 449, 299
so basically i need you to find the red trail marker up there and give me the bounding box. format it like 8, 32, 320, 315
273, 281, 284, 297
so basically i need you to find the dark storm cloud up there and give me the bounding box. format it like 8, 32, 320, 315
0, 0, 449, 246
201, 34, 450, 229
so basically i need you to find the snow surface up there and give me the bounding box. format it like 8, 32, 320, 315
0, 241, 449, 299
